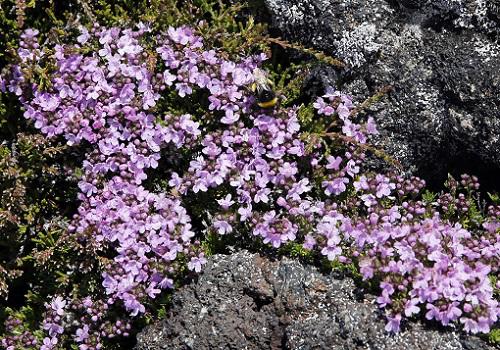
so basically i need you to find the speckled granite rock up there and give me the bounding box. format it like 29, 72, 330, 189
264, 0, 500, 189
135, 251, 495, 350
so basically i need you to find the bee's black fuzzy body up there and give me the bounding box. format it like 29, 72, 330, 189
251, 68, 278, 109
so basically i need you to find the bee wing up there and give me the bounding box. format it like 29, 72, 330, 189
254, 81, 273, 94
251, 68, 274, 94
252, 68, 267, 81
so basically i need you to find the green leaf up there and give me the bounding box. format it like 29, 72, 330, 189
422, 190, 437, 204
487, 192, 500, 204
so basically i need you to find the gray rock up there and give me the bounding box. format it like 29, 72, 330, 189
135, 251, 495, 350
395, 0, 500, 34
264, 0, 500, 189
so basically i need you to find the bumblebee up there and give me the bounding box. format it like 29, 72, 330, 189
250, 68, 278, 109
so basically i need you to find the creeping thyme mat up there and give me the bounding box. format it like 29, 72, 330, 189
1, 22, 498, 350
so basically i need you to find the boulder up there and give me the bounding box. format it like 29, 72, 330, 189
135, 251, 494, 350
264, 0, 500, 190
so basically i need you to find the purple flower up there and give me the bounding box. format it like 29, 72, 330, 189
404, 298, 420, 317
425, 303, 440, 321
353, 175, 369, 191
163, 70, 176, 86
288, 139, 304, 156
359, 258, 374, 279
21, 28, 39, 40
50, 296, 66, 316
303, 235, 317, 250
188, 254, 207, 273
342, 120, 359, 137
377, 290, 392, 308
322, 177, 349, 196
325, 156, 342, 171
460, 317, 479, 334
35, 93, 60, 112
217, 194, 235, 209
238, 205, 253, 221
193, 177, 209, 193
40, 337, 58, 350
123, 294, 145, 316
361, 194, 377, 207
313, 97, 335, 115
176, 82, 192, 97
345, 159, 360, 177
168, 26, 196, 45
213, 220, 232, 235
208, 95, 222, 110
220, 61, 235, 76
202, 140, 221, 157
43, 322, 64, 338
254, 188, 271, 203
75, 325, 90, 342
384, 314, 402, 333
375, 179, 395, 198
366, 117, 378, 134
232, 67, 251, 86
202, 50, 218, 64
321, 243, 342, 261
221, 104, 240, 124
441, 303, 462, 325
337, 103, 351, 120
77, 27, 91, 44
262, 232, 282, 248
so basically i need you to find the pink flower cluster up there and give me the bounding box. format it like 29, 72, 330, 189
2, 22, 498, 349
4, 23, 262, 349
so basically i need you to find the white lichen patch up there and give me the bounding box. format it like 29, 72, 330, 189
335, 22, 382, 67
472, 38, 500, 61
431, 0, 498, 33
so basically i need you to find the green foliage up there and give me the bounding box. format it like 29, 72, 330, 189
278, 242, 314, 263
321, 256, 363, 281
145, 292, 173, 324
192, 1, 269, 55
297, 104, 316, 128
462, 199, 482, 229
487, 192, 500, 204
77, 0, 270, 57
486, 274, 499, 344
422, 190, 437, 204
0, 129, 78, 298
0, 1, 82, 331
488, 328, 500, 344
421, 190, 438, 218
202, 232, 228, 256
84, 0, 149, 25
266, 62, 311, 108
0, 0, 20, 67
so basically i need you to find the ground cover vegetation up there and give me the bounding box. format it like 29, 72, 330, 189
0, 0, 498, 349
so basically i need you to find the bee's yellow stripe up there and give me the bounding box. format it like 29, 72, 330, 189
257, 98, 278, 108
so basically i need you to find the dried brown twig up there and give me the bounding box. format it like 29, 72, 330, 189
265, 37, 345, 68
